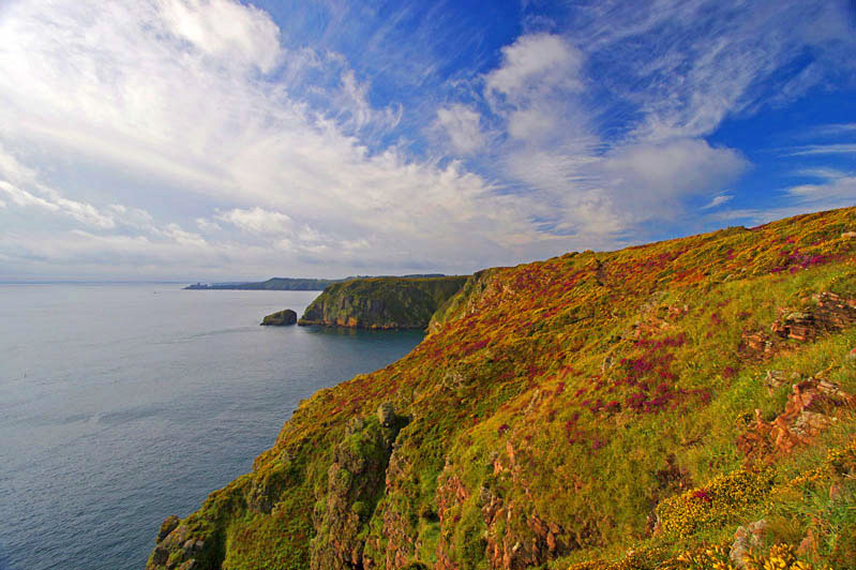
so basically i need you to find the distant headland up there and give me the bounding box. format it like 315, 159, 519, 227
184, 274, 448, 291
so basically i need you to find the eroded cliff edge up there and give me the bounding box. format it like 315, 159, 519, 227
150, 208, 856, 570
298, 276, 468, 329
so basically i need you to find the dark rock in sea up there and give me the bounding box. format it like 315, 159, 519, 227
261, 309, 297, 326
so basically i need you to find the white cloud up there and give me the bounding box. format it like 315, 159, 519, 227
0, 146, 38, 185
435, 104, 485, 154
786, 144, 856, 156
485, 34, 583, 104
603, 139, 749, 203
334, 70, 402, 133
158, 0, 283, 73
216, 207, 294, 235
702, 194, 734, 209
0, 181, 117, 229
786, 175, 856, 204
0, 0, 548, 278
474, 28, 749, 237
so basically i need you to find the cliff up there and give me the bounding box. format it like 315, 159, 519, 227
150, 207, 856, 570
298, 276, 468, 329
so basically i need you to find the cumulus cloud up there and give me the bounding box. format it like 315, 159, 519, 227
485, 34, 584, 104
473, 31, 750, 237
602, 139, 749, 205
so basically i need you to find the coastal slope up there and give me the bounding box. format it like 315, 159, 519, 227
298, 276, 468, 329
150, 207, 856, 570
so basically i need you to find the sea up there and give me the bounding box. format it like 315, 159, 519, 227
0, 283, 424, 570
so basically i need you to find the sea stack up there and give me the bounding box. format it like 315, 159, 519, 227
260, 309, 297, 326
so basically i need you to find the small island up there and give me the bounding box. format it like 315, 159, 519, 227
260, 309, 297, 326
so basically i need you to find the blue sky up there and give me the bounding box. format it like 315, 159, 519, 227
0, 0, 853, 281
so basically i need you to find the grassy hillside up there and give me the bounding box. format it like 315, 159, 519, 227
298, 276, 469, 329
150, 207, 856, 570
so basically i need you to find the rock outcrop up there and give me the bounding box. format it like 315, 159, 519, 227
261, 309, 298, 326
311, 405, 408, 570
299, 276, 468, 329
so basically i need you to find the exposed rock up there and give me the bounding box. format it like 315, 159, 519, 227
260, 308, 297, 326
797, 528, 820, 559
742, 292, 856, 357
738, 377, 855, 459
377, 402, 397, 427
151, 545, 169, 566
146, 518, 217, 570
771, 292, 856, 342
157, 515, 180, 543
730, 519, 768, 568
740, 331, 777, 358
310, 410, 407, 570
764, 369, 799, 393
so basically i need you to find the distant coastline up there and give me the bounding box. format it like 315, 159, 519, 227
185, 274, 448, 291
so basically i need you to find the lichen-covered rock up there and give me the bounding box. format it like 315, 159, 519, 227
261, 308, 298, 326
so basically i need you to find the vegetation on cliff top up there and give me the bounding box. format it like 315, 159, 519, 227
150, 207, 856, 570
298, 276, 468, 329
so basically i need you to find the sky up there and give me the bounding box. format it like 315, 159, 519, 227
0, 0, 853, 281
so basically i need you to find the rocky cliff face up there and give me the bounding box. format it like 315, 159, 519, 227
298, 276, 468, 329
149, 207, 856, 570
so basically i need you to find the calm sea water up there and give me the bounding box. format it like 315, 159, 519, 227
0, 284, 423, 570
